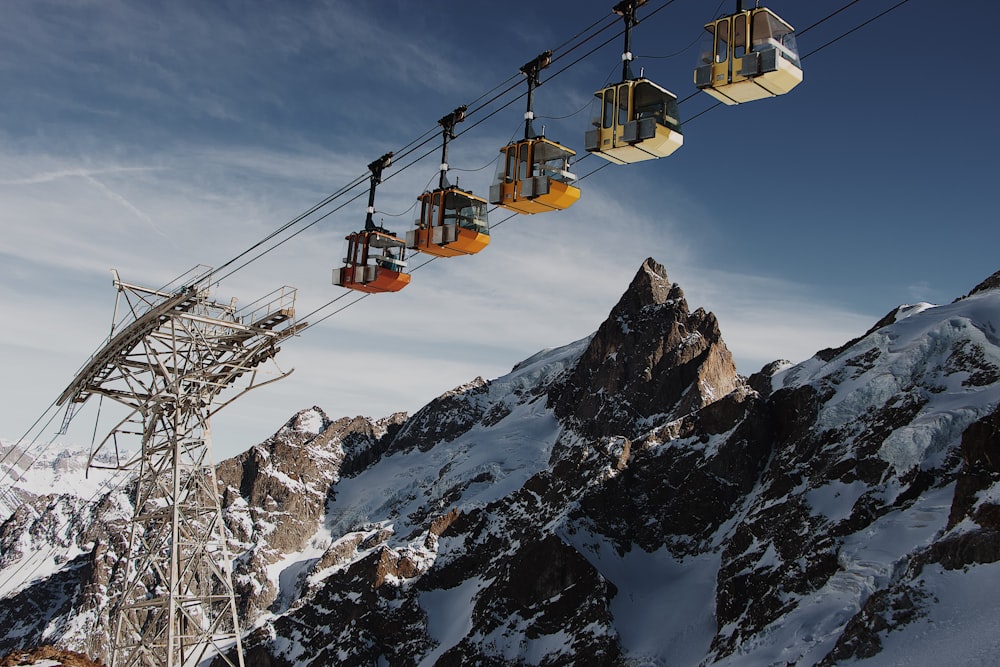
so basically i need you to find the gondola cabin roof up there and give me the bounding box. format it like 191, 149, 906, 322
527, 137, 576, 161
367, 229, 406, 249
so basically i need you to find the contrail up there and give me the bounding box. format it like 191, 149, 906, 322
81, 173, 168, 239
0, 166, 169, 239
0, 166, 154, 186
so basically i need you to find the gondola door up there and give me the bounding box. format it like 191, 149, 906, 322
592, 83, 632, 164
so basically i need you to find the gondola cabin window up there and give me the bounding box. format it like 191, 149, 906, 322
716, 18, 729, 63
752, 11, 800, 67
442, 190, 488, 234
734, 14, 747, 59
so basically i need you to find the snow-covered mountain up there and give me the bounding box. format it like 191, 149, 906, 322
2, 258, 999, 666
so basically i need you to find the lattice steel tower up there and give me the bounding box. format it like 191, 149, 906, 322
58, 270, 302, 667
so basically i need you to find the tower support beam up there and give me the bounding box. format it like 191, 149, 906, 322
58, 273, 303, 667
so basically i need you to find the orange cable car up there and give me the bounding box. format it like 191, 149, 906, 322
490, 51, 580, 214
333, 153, 412, 294
586, 0, 683, 165
409, 187, 490, 257
694, 2, 802, 105
407, 106, 491, 258
333, 229, 410, 294
492, 137, 580, 214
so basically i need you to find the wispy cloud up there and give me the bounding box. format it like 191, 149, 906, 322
1, 166, 167, 239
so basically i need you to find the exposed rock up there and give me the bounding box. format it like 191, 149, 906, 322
0, 646, 106, 666
747, 358, 792, 397
962, 268, 1000, 298
216, 407, 406, 618
949, 404, 1000, 528
384, 379, 490, 455
549, 258, 744, 438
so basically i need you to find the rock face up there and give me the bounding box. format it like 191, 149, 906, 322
216, 408, 406, 619
549, 258, 742, 438
3, 259, 1000, 666
0, 645, 106, 666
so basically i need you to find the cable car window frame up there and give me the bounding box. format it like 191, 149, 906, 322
602, 88, 615, 130
751, 11, 773, 50
716, 17, 730, 64
430, 192, 442, 228
617, 83, 630, 129
751, 10, 800, 66
419, 197, 430, 229
442, 191, 462, 227
698, 24, 716, 67
733, 13, 747, 60
443, 190, 483, 233
634, 81, 666, 128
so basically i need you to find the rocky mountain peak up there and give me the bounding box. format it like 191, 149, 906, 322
963, 268, 1000, 298
283, 406, 330, 436
620, 257, 678, 310
549, 258, 744, 438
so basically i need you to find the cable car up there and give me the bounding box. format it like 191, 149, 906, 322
586, 1, 683, 165
334, 153, 411, 294
408, 187, 490, 257
490, 51, 581, 214
491, 137, 580, 214
407, 106, 491, 257
333, 229, 410, 294
694, 3, 802, 105
585, 79, 683, 164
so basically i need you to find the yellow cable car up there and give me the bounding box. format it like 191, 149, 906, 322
333, 229, 411, 294
695, 4, 802, 105
490, 137, 580, 214
490, 51, 581, 214
408, 187, 490, 257
585, 78, 683, 164
586, 0, 683, 165
407, 106, 491, 257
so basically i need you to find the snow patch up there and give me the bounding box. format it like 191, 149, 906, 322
849, 561, 1000, 667
564, 530, 719, 666
806, 480, 869, 523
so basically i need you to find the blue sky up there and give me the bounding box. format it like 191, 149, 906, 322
2, 0, 997, 459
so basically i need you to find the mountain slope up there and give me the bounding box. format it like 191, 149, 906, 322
2, 260, 999, 666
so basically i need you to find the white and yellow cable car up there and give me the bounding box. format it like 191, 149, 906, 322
695, 3, 802, 105
586, 0, 683, 165
585, 78, 683, 164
